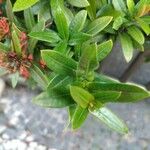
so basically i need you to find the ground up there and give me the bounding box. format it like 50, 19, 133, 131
0, 83, 150, 150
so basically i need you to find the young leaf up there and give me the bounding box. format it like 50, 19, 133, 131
93, 91, 121, 103
97, 40, 113, 62
127, 26, 145, 45
127, 0, 135, 14
112, 0, 127, 13
70, 10, 87, 32
72, 105, 89, 129
29, 30, 61, 44
28, 20, 45, 53
6, 0, 15, 22
69, 32, 92, 46
24, 8, 36, 32
54, 41, 68, 53
32, 91, 74, 108
30, 65, 49, 90
51, 0, 69, 40
136, 18, 150, 35
67, 0, 89, 8
70, 86, 94, 108
41, 50, 77, 76
89, 107, 128, 134
86, 16, 113, 36
113, 17, 124, 30
11, 72, 20, 88
86, 0, 96, 21
0, 42, 10, 52
119, 33, 133, 62
13, 0, 39, 12
78, 43, 98, 77
12, 30, 22, 56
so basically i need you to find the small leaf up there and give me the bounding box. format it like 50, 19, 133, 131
67, 0, 89, 7
78, 43, 98, 77
113, 17, 124, 30
32, 91, 74, 108
127, 0, 135, 14
97, 40, 113, 62
0, 42, 10, 52
86, 0, 96, 21
86, 16, 113, 36
29, 30, 61, 44
90, 107, 128, 134
69, 32, 92, 46
136, 18, 150, 35
51, 0, 69, 40
70, 10, 87, 32
11, 72, 20, 88
28, 20, 45, 53
70, 86, 94, 108
12, 30, 22, 56
24, 8, 36, 32
41, 50, 77, 76
112, 0, 127, 13
119, 33, 133, 62
6, 0, 15, 22
13, 0, 39, 12
30, 65, 49, 90
72, 105, 89, 129
127, 26, 145, 45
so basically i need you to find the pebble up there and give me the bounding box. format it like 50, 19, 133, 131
0, 125, 6, 134
26, 135, 35, 142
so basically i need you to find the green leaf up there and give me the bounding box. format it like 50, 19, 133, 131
30, 65, 49, 90
67, 0, 89, 7
24, 8, 36, 32
12, 30, 22, 56
0, 42, 10, 52
93, 91, 121, 103
113, 17, 124, 30
54, 41, 68, 53
136, 18, 150, 35
51, 0, 69, 40
97, 40, 113, 62
90, 107, 128, 134
127, 0, 135, 14
119, 33, 133, 62
11, 72, 20, 88
70, 10, 87, 32
32, 91, 74, 108
41, 50, 77, 76
86, 0, 96, 21
6, 0, 15, 22
28, 20, 45, 53
88, 82, 150, 102
13, 0, 39, 12
86, 16, 113, 36
69, 32, 92, 46
127, 26, 145, 45
78, 44, 98, 77
70, 86, 94, 108
112, 0, 127, 13
72, 105, 89, 129
29, 30, 61, 44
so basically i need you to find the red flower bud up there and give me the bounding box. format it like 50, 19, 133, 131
0, 17, 10, 40
39, 60, 46, 69
19, 65, 30, 79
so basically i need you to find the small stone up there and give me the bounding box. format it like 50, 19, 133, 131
29, 142, 38, 148
2, 133, 10, 140
9, 117, 19, 126
0, 125, 6, 134
37, 145, 47, 150
26, 135, 35, 142
18, 131, 27, 140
